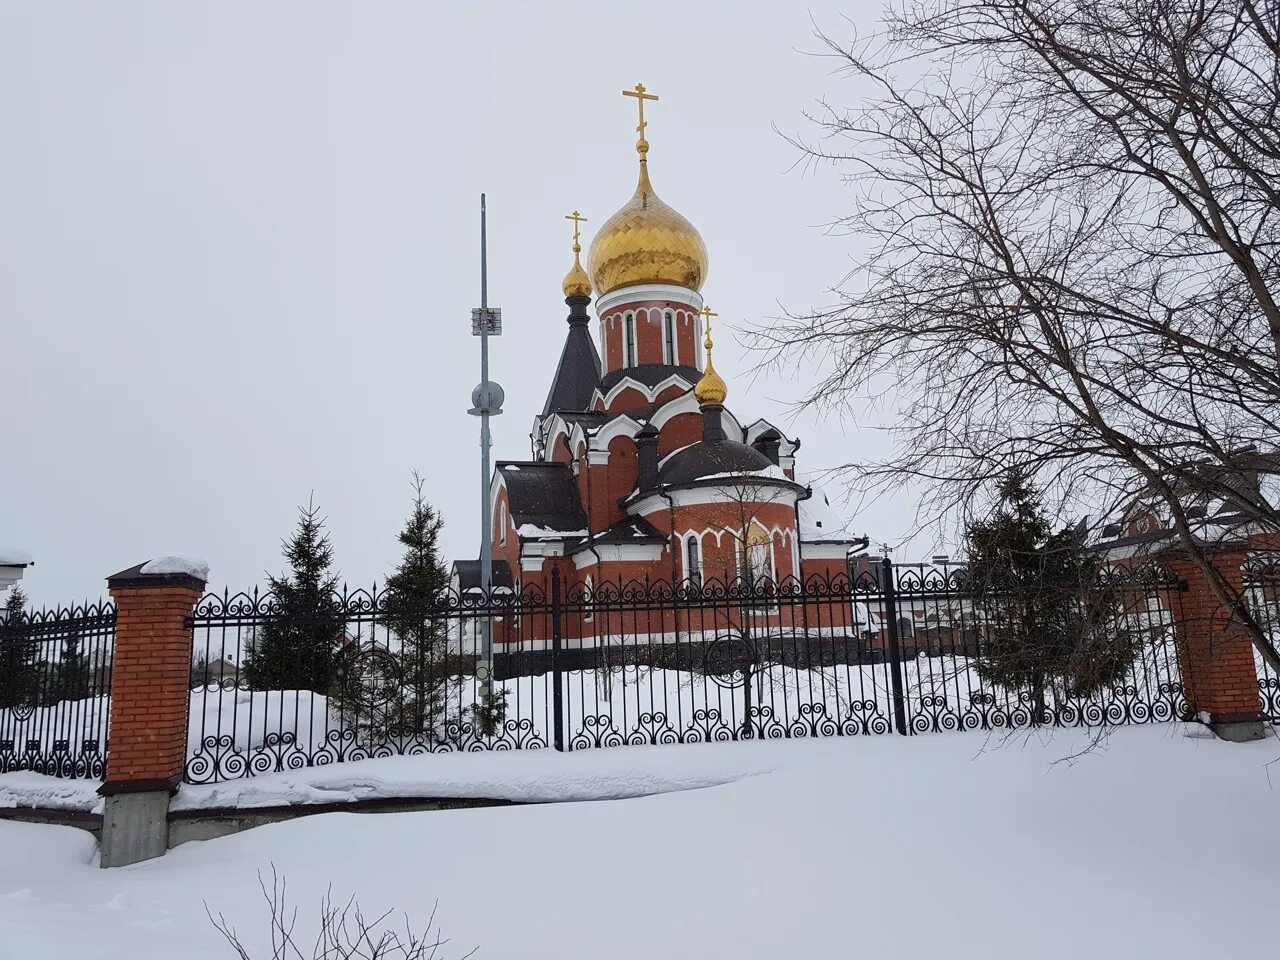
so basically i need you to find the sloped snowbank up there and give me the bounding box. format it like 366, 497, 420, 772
1, 726, 1279, 960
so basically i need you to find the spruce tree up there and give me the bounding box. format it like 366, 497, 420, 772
0, 587, 39, 709
53, 635, 91, 702
378, 473, 465, 741
243, 496, 344, 693
964, 470, 1135, 721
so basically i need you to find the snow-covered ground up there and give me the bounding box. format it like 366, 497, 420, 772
1, 725, 1277, 959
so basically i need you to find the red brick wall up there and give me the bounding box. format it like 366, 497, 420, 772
1169, 553, 1262, 720
104, 583, 203, 789
657, 412, 702, 455
600, 300, 700, 375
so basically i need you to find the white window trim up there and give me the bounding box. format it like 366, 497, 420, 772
624, 313, 637, 367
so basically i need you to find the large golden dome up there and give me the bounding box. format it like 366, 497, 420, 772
588, 162, 708, 296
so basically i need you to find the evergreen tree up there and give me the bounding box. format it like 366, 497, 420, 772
243, 496, 344, 693
964, 470, 1136, 721
376, 473, 467, 741
52, 634, 91, 702
0, 587, 39, 709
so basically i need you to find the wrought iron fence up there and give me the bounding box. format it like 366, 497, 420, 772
0, 600, 115, 779
185, 559, 1192, 783
1244, 552, 1280, 723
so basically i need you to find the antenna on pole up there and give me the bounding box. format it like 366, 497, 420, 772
469, 194, 503, 702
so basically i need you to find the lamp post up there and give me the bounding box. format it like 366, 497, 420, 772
468, 194, 503, 701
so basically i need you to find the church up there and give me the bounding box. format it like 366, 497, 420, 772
452, 85, 861, 623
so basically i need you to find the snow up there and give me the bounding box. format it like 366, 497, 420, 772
797, 480, 857, 542
516, 523, 587, 539
1, 726, 1278, 959
701, 463, 792, 483
139, 556, 210, 580
0, 546, 33, 566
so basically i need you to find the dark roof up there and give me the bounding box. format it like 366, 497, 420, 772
542, 306, 602, 416
578, 516, 668, 547
657, 440, 780, 487
451, 559, 515, 590
596, 364, 701, 398
497, 462, 588, 533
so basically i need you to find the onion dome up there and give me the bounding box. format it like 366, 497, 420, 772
694, 307, 727, 406
562, 210, 593, 299
588, 91, 707, 296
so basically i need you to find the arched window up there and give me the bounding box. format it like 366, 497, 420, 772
744, 523, 774, 586
663, 310, 676, 364
624, 313, 637, 366
498, 501, 507, 546
684, 534, 702, 587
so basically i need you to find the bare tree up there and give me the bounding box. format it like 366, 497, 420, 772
206, 867, 475, 960
756, 0, 1280, 669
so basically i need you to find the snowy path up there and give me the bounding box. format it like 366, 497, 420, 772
1, 726, 1278, 960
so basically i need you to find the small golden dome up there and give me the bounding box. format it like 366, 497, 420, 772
588, 162, 708, 296
562, 250, 592, 298
695, 306, 727, 406
695, 356, 728, 406
561, 209, 593, 298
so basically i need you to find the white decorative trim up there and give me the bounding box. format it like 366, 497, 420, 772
744, 418, 798, 457
800, 541, 854, 560
629, 483, 802, 517
571, 542, 666, 568
591, 413, 644, 449
520, 556, 545, 573
587, 449, 611, 466
598, 372, 696, 410
596, 284, 703, 317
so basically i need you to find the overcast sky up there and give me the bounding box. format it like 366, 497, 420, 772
1, 1, 921, 605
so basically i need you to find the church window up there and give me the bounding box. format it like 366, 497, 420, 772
684, 534, 702, 587
744, 524, 774, 586
624, 313, 637, 366
663, 311, 676, 364
499, 501, 507, 546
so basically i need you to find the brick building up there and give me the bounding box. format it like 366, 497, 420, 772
450, 89, 862, 643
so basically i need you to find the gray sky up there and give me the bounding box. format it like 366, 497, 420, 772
1, 1, 915, 605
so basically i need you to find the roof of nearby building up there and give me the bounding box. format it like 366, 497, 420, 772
497, 462, 589, 534
797, 481, 861, 543
450, 559, 515, 591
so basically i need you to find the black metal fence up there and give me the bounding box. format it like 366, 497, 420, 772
1245, 552, 1280, 723
0, 600, 115, 779
184, 559, 1196, 783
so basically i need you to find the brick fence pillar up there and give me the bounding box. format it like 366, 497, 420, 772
1168, 552, 1265, 742
98, 560, 206, 867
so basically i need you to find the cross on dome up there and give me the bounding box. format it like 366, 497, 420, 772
623, 83, 659, 157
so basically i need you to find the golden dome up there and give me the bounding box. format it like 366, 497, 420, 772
588, 162, 708, 296
562, 246, 592, 298
694, 307, 727, 406
695, 356, 727, 406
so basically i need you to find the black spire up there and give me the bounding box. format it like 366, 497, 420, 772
541, 295, 602, 416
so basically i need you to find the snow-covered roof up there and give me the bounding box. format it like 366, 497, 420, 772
0, 547, 33, 567
140, 556, 210, 580
797, 481, 859, 543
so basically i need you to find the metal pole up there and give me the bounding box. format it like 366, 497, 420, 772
478, 195, 494, 701
881, 556, 909, 735
551, 567, 565, 751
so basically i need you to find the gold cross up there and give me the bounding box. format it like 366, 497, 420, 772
564, 210, 588, 251
623, 83, 659, 140
701, 304, 718, 348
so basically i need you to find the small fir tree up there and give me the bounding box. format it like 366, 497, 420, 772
375, 473, 465, 742
0, 587, 40, 709
243, 496, 344, 693
964, 470, 1136, 721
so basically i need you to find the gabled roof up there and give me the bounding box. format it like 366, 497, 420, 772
597, 364, 701, 398
451, 559, 515, 591
497, 462, 588, 534
577, 516, 668, 547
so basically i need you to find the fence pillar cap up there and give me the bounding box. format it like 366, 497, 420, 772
107, 557, 208, 592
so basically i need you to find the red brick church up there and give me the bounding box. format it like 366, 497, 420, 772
452, 86, 862, 621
